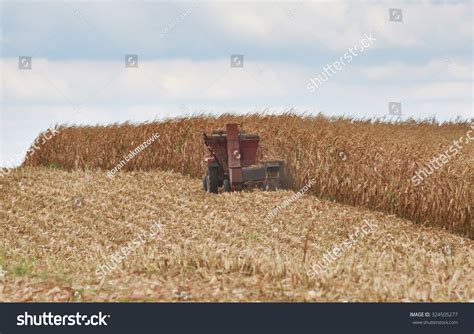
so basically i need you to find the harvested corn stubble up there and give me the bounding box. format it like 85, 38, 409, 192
1, 167, 472, 302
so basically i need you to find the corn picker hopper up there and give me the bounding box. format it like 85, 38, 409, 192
202, 123, 286, 193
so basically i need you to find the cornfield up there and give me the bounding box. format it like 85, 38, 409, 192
23, 114, 473, 238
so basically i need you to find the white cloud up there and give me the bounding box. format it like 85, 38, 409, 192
201, 1, 472, 51
410, 82, 472, 101
1, 58, 308, 104
1, 1, 471, 54
359, 59, 472, 81
2, 57, 471, 109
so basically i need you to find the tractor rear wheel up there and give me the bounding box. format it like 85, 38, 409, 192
206, 168, 219, 193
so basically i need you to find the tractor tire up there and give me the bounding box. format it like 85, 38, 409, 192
202, 175, 208, 191
206, 168, 219, 193
223, 178, 231, 192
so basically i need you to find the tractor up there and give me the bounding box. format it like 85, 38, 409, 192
202, 123, 285, 193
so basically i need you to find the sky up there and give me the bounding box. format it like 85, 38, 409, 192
0, 0, 473, 167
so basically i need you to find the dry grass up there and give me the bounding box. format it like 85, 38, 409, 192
1, 167, 472, 302
23, 114, 473, 237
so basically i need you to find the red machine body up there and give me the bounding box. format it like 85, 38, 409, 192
202, 124, 285, 193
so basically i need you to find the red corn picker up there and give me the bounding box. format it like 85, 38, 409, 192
202, 123, 286, 193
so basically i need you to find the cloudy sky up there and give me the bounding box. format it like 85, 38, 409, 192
1, 0, 472, 167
